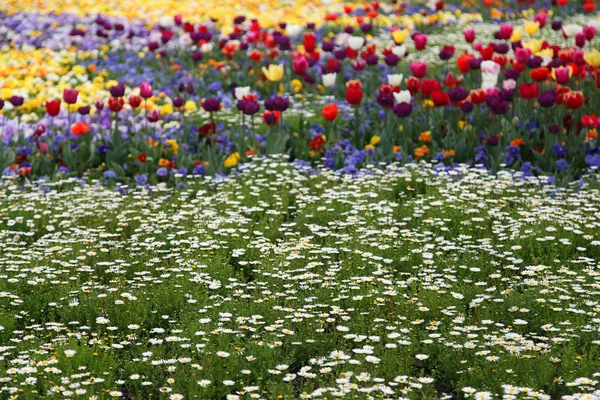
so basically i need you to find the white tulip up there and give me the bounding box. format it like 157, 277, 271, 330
200, 43, 214, 53
286, 24, 303, 38
393, 90, 411, 104
388, 74, 404, 87
322, 73, 337, 88
335, 33, 351, 46
481, 74, 498, 90
562, 24, 583, 38
178, 33, 193, 47
158, 15, 174, 28
391, 45, 407, 58
348, 36, 365, 51
234, 86, 251, 101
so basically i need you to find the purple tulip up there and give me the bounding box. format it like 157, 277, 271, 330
109, 84, 126, 98
63, 89, 79, 104
393, 103, 412, 118
139, 82, 153, 99
448, 87, 468, 102
538, 90, 556, 108
9, 96, 24, 107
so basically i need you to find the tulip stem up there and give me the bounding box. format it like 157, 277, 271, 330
354, 105, 361, 148
144, 99, 148, 132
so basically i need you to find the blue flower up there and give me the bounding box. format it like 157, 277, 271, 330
157, 167, 169, 177
585, 154, 600, 168
192, 164, 205, 175
103, 170, 117, 179
134, 174, 148, 185
555, 159, 569, 171
505, 145, 520, 166
552, 143, 567, 157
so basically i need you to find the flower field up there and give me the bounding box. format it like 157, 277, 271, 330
2, 0, 600, 399
3, 159, 600, 399
0, 0, 598, 182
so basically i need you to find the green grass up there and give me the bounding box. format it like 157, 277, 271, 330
1, 157, 600, 399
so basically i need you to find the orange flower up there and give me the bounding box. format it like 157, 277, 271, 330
158, 158, 171, 167
245, 148, 256, 156
444, 150, 456, 158
418, 132, 432, 142
414, 145, 430, 160
393, 145, 401, 153
586, 129, 598, 141
510, 138, 525, 147
71, 122, 89, 136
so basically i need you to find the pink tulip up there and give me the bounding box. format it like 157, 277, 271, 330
534, 13, 547, 28
413, 34, 428, 51
502, 79, 516, 90
63, 89, 79, 105
39, 143, 48, 154
573, 50, 586, 65
464, 28, 476, 43
292, 57, 309, 76
583, 26, 596, 41
140, 82, 153, 99
515, 48, 532, 65
486, 87, 499, 97
499, 24, 513, 40
409, 62, 428, 78
575, 32, 586, 48
554, 67, 570, 85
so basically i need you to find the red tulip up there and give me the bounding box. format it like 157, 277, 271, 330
518, 83, 540, 100
457, 54, 473, 73
479, 44, 495, 61
421, 78, 441, 97
345, 80, 363, 105
322, 104, 338, 121
129, 96, 142, 108
431, 91, 450, 107
303, 33, 317, 53
406, 77, 421, 94
262, 110, 281, 126
45, 100, 61, 117
309, 135, 326, 150
564, 91, 583, 109
71, 122, 90, 136
108, 97, 125, 112
530, 67, 549, 82
470, 89, 487, 104
137, 152, 147, 163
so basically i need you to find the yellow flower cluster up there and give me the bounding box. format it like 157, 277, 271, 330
3, 0, 344, 28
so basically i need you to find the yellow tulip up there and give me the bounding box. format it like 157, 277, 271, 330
291, 79, 303, 94
524, 21, 540, 36
370, 135, 381, 146
262, 64, 284, 82
522, 39, 543, 54
584, 49, 600, 67
161, 104, 174, 115
224, 152, 241, 168
166, 139, 179, 154
392, 29, 409, 44
184, 100, 197, 112
510, 28, 523, 42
